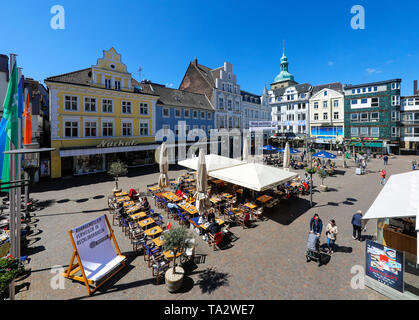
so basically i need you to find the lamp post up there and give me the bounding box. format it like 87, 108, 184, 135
305, 137, 315, 208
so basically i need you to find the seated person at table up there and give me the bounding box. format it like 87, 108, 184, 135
207, 210, 215, 222
140, 197, 150, 210
207, 218, 221, 235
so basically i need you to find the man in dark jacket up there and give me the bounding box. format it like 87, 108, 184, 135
309, 214, 323, 237
351, 210, 363, 241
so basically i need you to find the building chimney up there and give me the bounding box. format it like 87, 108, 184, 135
194, 57, 198, 66
414, 80, 418, 95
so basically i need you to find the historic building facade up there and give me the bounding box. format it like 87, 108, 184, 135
269, 83, 312, 138
179, 59, 242, 130
309, 83, 344, 145
241, 86, 271, 130
400, 80, 419, 154
343, 79, 402, 154
45, 48, 159, 178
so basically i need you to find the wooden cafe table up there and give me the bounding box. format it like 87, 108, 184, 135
138, 217, 155, 229
179, 202, 198, 216
163, 250, 184, 261
126, 205, 142, 214
152, 235, 165, 248
256, 195, 273, 204
116, 196, 130, 203
115, 192, 128, 197
200, 218, 225, 230
161, 191, 182, 203
123, 201, 135, 207
144, 226, 163, 238
243, 202, 258, 210
148, 185, 161, 192
129, 211, 147, 221
222, 193, 233, 199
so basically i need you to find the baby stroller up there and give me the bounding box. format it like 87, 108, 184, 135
306, 232, 322, 266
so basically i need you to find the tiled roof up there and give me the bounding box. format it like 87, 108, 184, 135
273, 83, 312, 96
140, 82, 214, 111
240, 90, 261, 104
312, 82, 343, 93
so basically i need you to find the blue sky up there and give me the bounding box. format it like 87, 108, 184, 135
1, 0, 418, 95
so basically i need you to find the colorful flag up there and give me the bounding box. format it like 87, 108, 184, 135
0, 61, 19, 186
23, 92, 32, 145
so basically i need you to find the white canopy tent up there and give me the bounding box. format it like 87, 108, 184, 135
363, 170, 419, 264
208, 162, 298, 192
178, 154, 245, 173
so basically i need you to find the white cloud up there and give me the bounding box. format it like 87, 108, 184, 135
166, 83, 174, 88
328, 61, 334, 66
366, 68, 382, 74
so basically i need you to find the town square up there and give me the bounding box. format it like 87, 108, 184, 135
0, 0, 419, 303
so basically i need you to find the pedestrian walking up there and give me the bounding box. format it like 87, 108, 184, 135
309, 213, 323, 237
412, 160, 416, 171
379, 168, 387, 185
351, 210, 363, 241
325, 219, 338, 254
383, 155, 389, 165
361, 159, 366, 173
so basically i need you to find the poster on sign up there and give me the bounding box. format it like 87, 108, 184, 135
365, 240, 404, 293
63, 215, 126, 295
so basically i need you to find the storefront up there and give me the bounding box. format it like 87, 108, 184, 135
363, 170, 419, 299
53, 138, 160, 178
347, 138, 385, 155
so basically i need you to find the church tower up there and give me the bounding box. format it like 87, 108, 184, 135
270, 42, 298, 90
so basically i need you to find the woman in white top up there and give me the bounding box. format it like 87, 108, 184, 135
325, 219, 338, 254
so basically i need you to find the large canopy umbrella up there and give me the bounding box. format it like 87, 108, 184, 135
242, 136, 249, 162
278, 147, 301, 154
283, 142, 290, 170
260, 145, 279, 152
158, 142, 169, 190
312, 150, 337, 159
194, 149, 210, 215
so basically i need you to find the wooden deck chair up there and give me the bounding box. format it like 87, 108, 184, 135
62, 215, 126, 296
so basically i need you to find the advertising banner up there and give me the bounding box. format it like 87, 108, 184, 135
249, 121, 278, 131
365, 240, 404, 293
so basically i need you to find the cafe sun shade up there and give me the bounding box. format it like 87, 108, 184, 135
363, 170, 419, 264
312, 150, 337, 159
208, 162, 298, 192
178, 154, 245, 173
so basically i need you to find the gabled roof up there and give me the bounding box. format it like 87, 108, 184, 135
194, 63, 217, 88
312, 82, 343, 93
140, 81, 214, 111
45, 68, 91, 86
273, 83, 312, 96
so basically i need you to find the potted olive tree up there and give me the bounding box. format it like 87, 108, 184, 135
317, 168, 329, 192
108, 160, 128, 194
162, 227, 193, 293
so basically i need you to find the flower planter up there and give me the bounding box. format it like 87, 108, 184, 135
165, 266, 184, 293
319, 185, 328, 192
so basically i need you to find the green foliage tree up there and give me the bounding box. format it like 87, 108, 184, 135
317, 168, 328, 186
108, 160, 128, 190
0, 256, 24, 294
162, 227, 193, 274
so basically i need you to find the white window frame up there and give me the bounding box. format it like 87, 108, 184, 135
207, 112, 212, 120
162, 107, 170, 118
174, 108, 181, 119
184, 109, 190, 118
370, 127, 379, 137
391, 127, 400, 137
63, 119, 79, 137
83, 119, 98, 137
314, 102, 318, 109
333, 112, 339, 120
102, 99, 113, 113
333, 100, 339, 108
370, 112, 379, 122
200, 111, 206, 119
139, 102, 149, 115
83, 97, 96, 112
314, 113, 319, 120
64, 95, 78, 111
102, 119, 114, 137
121, 101, 132, 114
193, 110, 198, 119
360, 127, 369, 137
139, 120, 149, 136
360, 113, 369, 122
121, 119, 133, 137
351, 127, 359, 137
351, 113, 359, 122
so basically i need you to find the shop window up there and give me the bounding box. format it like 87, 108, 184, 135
64, 121, 78, 137
64, 96, 78, 111
74, 154, 105, 175
84, 121, 97, 137
102, 121, 113, 136
84, 97, 96, 112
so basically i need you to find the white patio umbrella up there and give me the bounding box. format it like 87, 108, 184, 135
194, 149, 210, 215
158, 142, 169, 190
242, 135, 249, 162
283, 142, 290, 170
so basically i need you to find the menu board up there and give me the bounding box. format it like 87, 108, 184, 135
365, 240, 404, 293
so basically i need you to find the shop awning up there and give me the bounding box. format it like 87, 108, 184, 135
59, 144, 159, 157
363, 170, 419, 221
208, 162, 298, 192
349, 142, 383, 148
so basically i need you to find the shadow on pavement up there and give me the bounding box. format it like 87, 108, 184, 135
196, 267, 229, 294
265, 197, 312, 225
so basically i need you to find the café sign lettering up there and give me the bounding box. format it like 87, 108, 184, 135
96, 139, 139, 148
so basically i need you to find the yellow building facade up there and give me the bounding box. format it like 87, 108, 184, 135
45, 48, 159, 178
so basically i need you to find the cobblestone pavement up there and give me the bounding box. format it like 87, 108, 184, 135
14, 154, 418, 300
